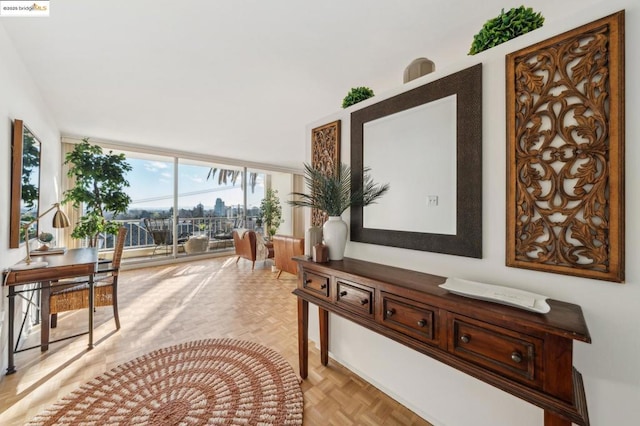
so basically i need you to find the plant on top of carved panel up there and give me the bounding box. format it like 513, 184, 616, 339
469, 6, 544, 55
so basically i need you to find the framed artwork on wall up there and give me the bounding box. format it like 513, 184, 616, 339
310, 120, 341, 227
506, 11, 625, 282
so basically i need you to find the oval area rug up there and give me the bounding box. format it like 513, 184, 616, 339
28, 338, 303, 425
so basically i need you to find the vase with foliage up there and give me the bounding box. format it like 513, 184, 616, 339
288, 163, 389, 260
63, 139, 132, 247
260, 188, 282, 240
342, 87, 375, 108
468, 6, 544, 55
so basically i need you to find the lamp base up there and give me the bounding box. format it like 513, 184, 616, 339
11, 261, 49, 270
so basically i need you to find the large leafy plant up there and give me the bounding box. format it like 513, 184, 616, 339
63, 139, 132, 247
468, 6, 544, 55
259, 188, 283, 238
289, 163, 389, 217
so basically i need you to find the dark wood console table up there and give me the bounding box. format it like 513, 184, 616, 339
293, 256, 591, 426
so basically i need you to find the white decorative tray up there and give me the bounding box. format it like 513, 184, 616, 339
439, 278, 550, 313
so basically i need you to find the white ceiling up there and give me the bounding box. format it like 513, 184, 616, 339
1, 0, 596, 170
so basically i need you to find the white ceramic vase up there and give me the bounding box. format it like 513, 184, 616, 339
323, 216, 348, 260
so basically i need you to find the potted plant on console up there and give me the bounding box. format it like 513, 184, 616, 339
63, 138, 132, 247
288, 163, 389, 260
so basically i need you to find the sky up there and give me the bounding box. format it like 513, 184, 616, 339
125, 157, 265, 211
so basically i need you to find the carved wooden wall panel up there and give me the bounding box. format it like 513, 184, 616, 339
311, 120, 341, 227
506, 11, 625, 282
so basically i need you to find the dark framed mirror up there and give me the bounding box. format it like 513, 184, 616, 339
351, 64, 483, 258
10, 119, 42, 248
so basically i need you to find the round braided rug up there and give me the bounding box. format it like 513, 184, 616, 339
28, 339, 304, 425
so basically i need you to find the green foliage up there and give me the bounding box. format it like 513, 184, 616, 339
207, 168, 258, 193
260, 189, 282, 237
468, 6, 544, 55
288, 163, 389, 217
342, 87, 375, 108
21, 131, 40, 208
63, 138, 132, 247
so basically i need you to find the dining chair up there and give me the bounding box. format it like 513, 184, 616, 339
49, 227, 127, 330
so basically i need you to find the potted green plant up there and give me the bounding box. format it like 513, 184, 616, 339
63, 139, 132, 247
288, 163, 389, 260
259, 188, 282, 240
342, 87, 375, 108
468, 6, 544, 55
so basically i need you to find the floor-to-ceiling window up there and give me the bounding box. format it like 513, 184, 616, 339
62, 138, 298, 263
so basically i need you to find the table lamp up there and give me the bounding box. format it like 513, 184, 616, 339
18, 202, 70, 269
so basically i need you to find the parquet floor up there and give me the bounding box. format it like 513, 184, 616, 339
0, 256, 431, 425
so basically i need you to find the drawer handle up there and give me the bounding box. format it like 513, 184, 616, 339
511, 352, 523, 363
320, 283, 327, 289
360, 298, 369, 305
340, 291, 348, 297
385, 309, 395, 317
305, 279, 312, 284
417, 319, 426, 327
460, 334, 471, 344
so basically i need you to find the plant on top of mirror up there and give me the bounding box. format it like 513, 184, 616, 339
342, 87, 375, 108
63, 138, 132, 247
468, 6, 544, 55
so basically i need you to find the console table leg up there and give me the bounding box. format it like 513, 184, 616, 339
319, 307, 329, 366
544, 411, 571, 426
297, 298, 309, 379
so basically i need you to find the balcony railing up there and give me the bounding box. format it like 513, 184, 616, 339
98, 216, 261, 257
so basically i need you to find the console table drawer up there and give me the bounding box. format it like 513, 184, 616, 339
450, 315, 542, 387
381, 293, 437, 344
336, 280, 373, 317
302, 271, 330, 299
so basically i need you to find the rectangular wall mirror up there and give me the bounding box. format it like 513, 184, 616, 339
351, 64, 483, 258
10, 119, 42, 248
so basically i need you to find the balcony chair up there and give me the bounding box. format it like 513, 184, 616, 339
49, 226, 127, 330
232, 229, 274, 270
143, 217, 189, 256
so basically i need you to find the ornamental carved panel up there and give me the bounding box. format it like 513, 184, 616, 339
311, 120, 341, 227
506, 11, 625, 282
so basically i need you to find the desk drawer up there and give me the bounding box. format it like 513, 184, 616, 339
301, 271, 330, 299
381, 293, 437, 344
450, 314, 542, 387
336, 280, 373, 317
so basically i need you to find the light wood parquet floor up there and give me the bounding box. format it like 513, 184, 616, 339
0, 256, 432, 425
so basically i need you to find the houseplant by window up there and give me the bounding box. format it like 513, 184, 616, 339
63, 139, 132, 247
288, 163, 389, 260
260, 188, 282, 240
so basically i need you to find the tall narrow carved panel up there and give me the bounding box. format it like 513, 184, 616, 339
506, 11, 625, 282
311, 120, 341, 227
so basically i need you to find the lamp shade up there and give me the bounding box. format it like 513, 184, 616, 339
52, 209, 70, 228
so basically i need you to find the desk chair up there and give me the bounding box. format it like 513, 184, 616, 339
49, 227, 127, 330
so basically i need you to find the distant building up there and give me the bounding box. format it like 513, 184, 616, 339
214, 198, 225, 216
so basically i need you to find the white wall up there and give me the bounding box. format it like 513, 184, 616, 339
0, 23, 61, 375
306, 2, 639, 425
